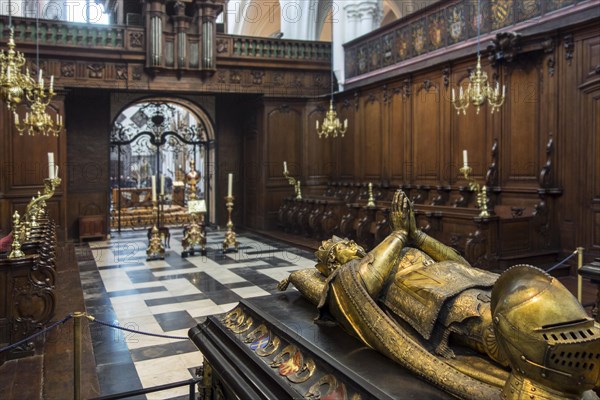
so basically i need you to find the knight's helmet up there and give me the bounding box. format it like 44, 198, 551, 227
491, 265, 600, 397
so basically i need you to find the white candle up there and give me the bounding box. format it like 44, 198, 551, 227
452, 88, 456, 103
227, 173, 233, 197
55, 166, 59, 178
316, 120, 319, 130
50, 75, 54, 92
344, 119, 348, 129
38, 70, 43, 88
283, 161, 288, 174
48, 152, 55, 179
463, 150, 468, 167
151, 175, 157, 202
13, 112, 18, 125
160, 175, 165, 195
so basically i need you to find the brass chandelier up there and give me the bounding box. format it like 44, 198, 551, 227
316, 6, 347, 139
451, 0, 505, 115
11, 3, 63, 136
14, 73, 62, 136
0, 5, 30, 112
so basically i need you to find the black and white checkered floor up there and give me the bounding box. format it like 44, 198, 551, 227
79, 228, 315, 399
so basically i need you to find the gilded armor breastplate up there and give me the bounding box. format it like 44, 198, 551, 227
382, 248, 498, 340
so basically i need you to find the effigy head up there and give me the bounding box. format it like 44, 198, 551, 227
491, 264, 600, 396
314, 236, 366, 277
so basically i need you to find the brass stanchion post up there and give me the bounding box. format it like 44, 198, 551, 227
578, 247, 584, 304
73, 312, 85, 400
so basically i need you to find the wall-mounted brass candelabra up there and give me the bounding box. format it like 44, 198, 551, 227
222, 196, 239, 252
25, 177, 61, 230
459, 165, 490, 218
366, 182, 376, 207
146, 201, 165, 260
283, 162, 302, 200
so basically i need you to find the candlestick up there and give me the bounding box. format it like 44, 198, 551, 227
222, 195, 239, 252
463, 150, 468, 168
227, 173, 233, 197
367, 182, 376, 207
48, 152, 55, 179
151, 175, 157, 202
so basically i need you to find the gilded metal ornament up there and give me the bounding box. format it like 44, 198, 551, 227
279, 190, 600, 400
222, 195, 239, 252
460, 165, 490, 218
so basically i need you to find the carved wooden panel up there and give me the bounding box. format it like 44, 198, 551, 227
452, 68, 489, 182
306, 104, 332, 182
389, 85, 409, 183
581, 34, 600, 83
243, 130, 259, 228
503, 64, 540, 185
412, 79, 442, 181
362, 92, 383, 179
266, 105, 301, 181
338, 100, 356, 180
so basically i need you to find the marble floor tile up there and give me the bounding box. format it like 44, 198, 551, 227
80, 228, 316, 399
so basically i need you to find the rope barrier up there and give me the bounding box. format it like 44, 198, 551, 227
0, 313, 73, 354
546, 249, 578, 273
87, 315, 189, 340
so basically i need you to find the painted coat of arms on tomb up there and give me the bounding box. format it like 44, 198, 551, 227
447, 6, 466, 44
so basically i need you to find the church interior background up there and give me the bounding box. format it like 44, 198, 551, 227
0, 0, 599, 399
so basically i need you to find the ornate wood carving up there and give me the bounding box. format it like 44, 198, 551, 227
540, 37, 556, 77
564, 34, 574, 65
485, 139, 499, 187
487, 32, 522, 67
539, 134, 554, 188
442, 68, 450, 88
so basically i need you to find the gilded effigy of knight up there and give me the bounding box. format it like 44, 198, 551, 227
278, 190, 600, 400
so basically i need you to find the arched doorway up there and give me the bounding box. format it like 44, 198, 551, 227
109, 98, 215, 233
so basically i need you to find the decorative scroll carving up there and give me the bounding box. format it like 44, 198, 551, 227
485, 139, 499, 187
230, 70, 241, 84
564, 34, 574, 65
216, 39, 228, 53
132, 66, 143, 80
116, 65, 128, 80
487, 32, 522, 67
540, 37, 556, 77
251, 71, 265, 85
129, 31, 144, 48
442, 67, 450, 88
539, 134, 554, 188
465, 227, 490, 269
87, 63, 105, 79
61, 62, 75, 77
